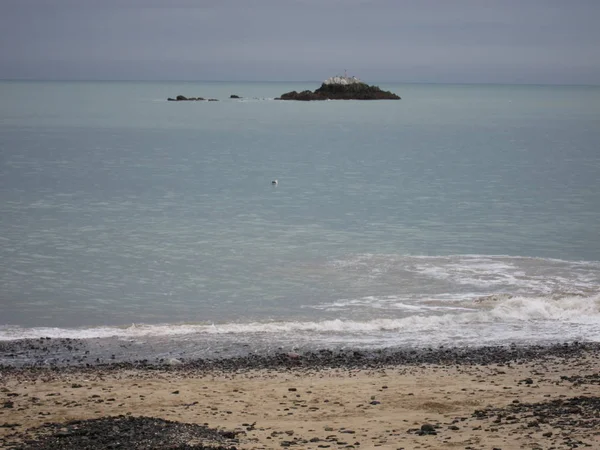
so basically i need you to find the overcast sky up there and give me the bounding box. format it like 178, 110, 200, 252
1, 0, 599, 84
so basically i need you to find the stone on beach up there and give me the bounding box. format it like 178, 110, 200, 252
2, 342, 600, 450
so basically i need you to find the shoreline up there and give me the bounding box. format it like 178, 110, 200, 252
1, 339, 598, 370
2, 342, 599, 449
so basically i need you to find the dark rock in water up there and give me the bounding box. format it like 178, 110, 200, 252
230, 94, 241, 99
3, 415, 239, 450
315, 82, 400, 100
208, 98, 219, 102
278, 90, 327, 101
168, 95, 206, 101
277, 76, 400, 101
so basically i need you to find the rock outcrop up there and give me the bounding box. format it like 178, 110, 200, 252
167, 95, 219, 102
277, 76, 400, 101
167, 95, 205, 101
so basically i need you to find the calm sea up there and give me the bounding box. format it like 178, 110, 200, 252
1, 81, 599, 358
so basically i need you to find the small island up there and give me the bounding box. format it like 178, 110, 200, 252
276, 75, 400, 101
167, 95, 218, 102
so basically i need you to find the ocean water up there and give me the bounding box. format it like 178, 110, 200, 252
1, 80, 600, 358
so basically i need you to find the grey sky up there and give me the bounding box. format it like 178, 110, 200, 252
1, 0, 599, 84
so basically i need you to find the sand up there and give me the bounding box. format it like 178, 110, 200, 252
2, 348, 599, 449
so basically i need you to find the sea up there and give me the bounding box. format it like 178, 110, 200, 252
1, 80, 599, 362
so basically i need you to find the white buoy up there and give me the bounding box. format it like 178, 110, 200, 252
272, 179, 278, 185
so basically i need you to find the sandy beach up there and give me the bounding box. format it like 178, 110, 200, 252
1, 343, 599, 449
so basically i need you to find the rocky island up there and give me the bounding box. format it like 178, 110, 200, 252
277, 75, 400, 100
167, 95, 218, 101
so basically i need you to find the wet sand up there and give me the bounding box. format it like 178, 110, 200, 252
1, 344, 599, 449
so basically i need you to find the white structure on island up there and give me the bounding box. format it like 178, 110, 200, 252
323, 74, 363, 85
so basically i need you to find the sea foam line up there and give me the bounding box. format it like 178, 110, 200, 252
1, 294, 598, 341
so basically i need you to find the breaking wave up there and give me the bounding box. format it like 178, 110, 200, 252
2, 293, 598, 344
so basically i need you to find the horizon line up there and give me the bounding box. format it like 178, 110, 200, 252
1, 78, 599, 87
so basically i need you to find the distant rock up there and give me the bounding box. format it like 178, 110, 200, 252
230, 94, 241, 99
277, 75, 400, 101
278, 90, 324, 101
167, 95, 206, 101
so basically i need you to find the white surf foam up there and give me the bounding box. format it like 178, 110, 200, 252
2, 293, 599, 343
329, 254, 600, 296
307, 295, 475, 312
